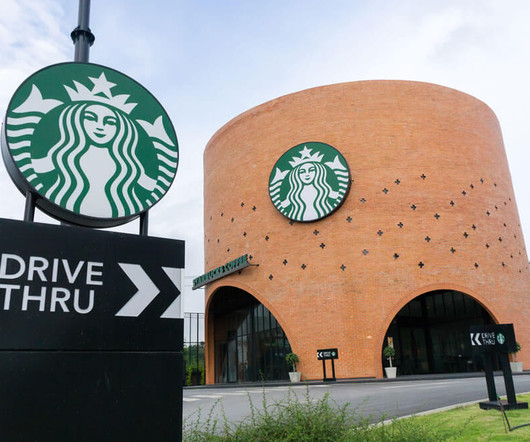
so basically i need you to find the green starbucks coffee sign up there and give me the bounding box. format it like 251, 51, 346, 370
2, 62, 178, 227
269, 142, 350, 222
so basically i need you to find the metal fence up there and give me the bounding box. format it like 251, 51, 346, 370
183, 312, 205, 385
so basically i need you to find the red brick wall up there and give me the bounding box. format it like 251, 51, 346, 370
203, 80, 530, 383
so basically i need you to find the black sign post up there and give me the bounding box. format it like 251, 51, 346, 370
0, 218, 184, 440
470, 324, 528, 411
317, 348, 339, 381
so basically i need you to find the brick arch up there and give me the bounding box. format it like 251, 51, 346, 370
205, 278, 295, 384
374, 283, 499, 377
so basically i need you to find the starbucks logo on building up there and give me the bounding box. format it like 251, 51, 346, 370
1, 62, 178, 227
269, 142, 350, 222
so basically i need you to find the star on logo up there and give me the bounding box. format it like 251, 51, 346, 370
89, 72, 116, 98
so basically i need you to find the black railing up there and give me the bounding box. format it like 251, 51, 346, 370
183, 313, 205, 385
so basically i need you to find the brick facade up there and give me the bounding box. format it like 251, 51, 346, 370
203, 80, 530, 383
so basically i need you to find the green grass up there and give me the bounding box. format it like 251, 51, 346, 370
183, 390, 530, 441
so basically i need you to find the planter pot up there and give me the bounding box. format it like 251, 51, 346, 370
510, 362, 523, 373
289, 372, 301, 383
385, 367, 397, 378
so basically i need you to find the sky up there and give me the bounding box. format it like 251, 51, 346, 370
1, 0, 530, 312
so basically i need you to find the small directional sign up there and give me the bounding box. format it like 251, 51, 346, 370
317, 348, 339, 360
0, 218, 184, 351
470, 324, 516, 354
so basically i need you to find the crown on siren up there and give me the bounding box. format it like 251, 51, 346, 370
64, 72, 137, 114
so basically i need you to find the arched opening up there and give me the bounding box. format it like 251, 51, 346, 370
383, 290, 496, 375
209, 286, 292, 383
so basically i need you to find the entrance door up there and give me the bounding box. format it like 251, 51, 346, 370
383, 290, 495, 375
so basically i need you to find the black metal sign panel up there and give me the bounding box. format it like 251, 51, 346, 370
470, 324, 516, 354
0, 218, 184, 351
317, 348, 339, 360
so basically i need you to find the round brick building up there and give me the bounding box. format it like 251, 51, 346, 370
202, 80, 530, 384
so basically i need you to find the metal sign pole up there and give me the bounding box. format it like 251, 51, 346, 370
71, 0, 95, 63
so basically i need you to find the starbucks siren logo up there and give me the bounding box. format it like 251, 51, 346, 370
497, 333, 505, 345
2, 62, 178, 227
269, 142, 350, 222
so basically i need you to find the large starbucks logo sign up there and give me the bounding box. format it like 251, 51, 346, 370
269, 142, 350, 222
1, 62, 178, 227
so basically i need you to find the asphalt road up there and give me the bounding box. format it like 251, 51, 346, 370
183, 374, 530, 427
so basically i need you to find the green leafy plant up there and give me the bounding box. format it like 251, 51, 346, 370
511, 341, 521, 362
383, 346, 396, 367
285, 352, 300, 372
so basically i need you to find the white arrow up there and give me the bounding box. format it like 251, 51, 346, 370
470, 333, 482, 346
116, 263, 159, 317
160, 267, 182, 319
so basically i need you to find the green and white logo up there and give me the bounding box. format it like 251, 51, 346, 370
269, 142, 350, 222
497, 333, 505, 345
2, 62, 178, 227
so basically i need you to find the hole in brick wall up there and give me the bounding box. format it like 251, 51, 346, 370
320, 243, 326, 249
397, 222, 404, 228
411, 204, 417, 210
434, 213, 440, 219
221, 212, 224, 217
265, 235, 270, 241
480, 178, 484, 183
462, 191, 467, 196
340, 264, 346, 271
421, 174, 426, 180
382, 188, 389, 194
486, 211, 491, 216
346, 216, 352, 223
450, 201, 455, 206
377, 230, 384, 236
231, 217, 234, 222
425, 236, 431, 242
241, 202, 245, 207
289, 220, 295, 225
249, 255, 253, 260
472, 224, 477, 230
486, 243, 490, 248
360, 198, 366, 203
252, 206, 257, 211
313, 230, 319, 235
470, 184, 474, 189
463, 232, 468, 238
269, 274, 273, 280
243, 232, 247, 237
393, 253, 400, 259
362, 249, 369, 255
301, 264, 306, 270
451, 247, 456, 254
475, 263, 479, 268
283, 259, 288, 265
395, 179, 401, 185
418, 262, 424, 268
227, 248, 230, 253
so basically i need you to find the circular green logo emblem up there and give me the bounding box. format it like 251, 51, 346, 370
269, 142, 350, 222
497, 333, 505, 345
2, 62, 178, 227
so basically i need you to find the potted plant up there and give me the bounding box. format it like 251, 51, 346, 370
510, 342, 523, 373
286, 352, 301, 382
383, 346, 397, 378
